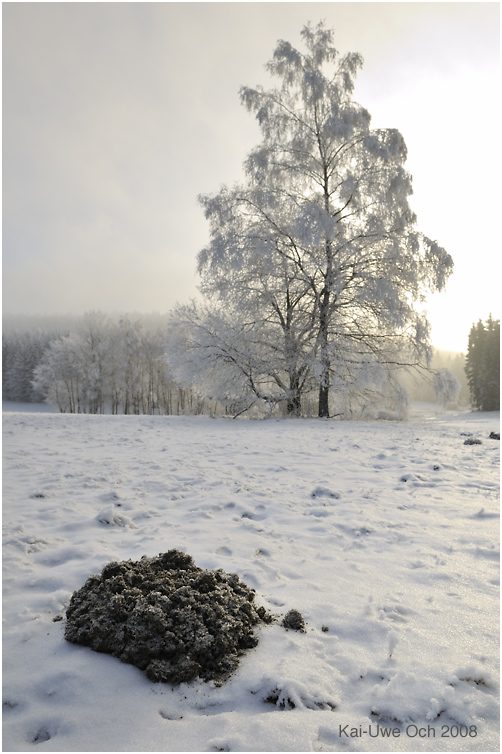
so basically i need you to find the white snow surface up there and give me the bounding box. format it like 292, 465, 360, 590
2, 403, 499, 752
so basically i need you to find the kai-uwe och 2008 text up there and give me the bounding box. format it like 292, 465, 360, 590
338, 723, 477, 740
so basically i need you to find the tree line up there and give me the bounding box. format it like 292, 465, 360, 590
2, 312, 217, 416
3, 309, 475, 417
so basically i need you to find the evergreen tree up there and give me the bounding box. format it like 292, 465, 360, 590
465, 316, 500, 411
481, 315, 500, 411
2, 330, 57, 402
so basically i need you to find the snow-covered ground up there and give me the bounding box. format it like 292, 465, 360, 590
2, 403, 499, 752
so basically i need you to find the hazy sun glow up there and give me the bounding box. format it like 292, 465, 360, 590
2, 2, 499, 354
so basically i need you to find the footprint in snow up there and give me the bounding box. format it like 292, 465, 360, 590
29, 722, 59, 745
311, 486, 341, 499
377, 604, 415, 622
472, 508, 499, 519
32, 729, 52, 744
400, 473, 421, 482
241, 510, 267, 521
453, 668, 496, 690
267, 596, 285, 607
98, 491, 123, 503
159, 709, 183, 720
96, 507, 136, 528
305, 508, 332, 518
3, 700, 20, 711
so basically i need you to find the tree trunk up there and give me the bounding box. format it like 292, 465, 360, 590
318, 381, 329, 418
318, 287, 331, 418
287, 395, 302, 416
287, 389, 301, 417
317, 224, 333, 418
286, 367, 302, 416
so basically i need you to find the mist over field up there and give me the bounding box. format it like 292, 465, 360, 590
2, 310, 471, 418
3, 4, 500, 353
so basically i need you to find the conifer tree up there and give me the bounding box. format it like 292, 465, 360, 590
465, 316, 500, 411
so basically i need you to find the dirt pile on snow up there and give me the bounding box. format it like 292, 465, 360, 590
65, 550, 272, 685
282, 609, 306, 632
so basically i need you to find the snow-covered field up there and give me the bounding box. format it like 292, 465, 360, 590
2, 403, 499, 752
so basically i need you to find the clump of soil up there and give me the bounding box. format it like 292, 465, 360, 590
282, 609, 306, 632
65, 550, 272, 685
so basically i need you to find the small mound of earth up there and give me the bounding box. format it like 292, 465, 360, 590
282, 609, 306, 632
64, 550, 273, 685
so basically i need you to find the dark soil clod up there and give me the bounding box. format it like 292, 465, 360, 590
282, 609, 306, 632
64, 550, 273, 685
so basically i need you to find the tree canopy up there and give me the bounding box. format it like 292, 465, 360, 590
175, 22, 454, 417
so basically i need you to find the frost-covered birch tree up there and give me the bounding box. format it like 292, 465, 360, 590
196, 22, 453, 417
433, 368, 461, 408
169, 300, 305, 417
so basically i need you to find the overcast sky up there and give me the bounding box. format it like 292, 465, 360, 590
3, 2, 500, 352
